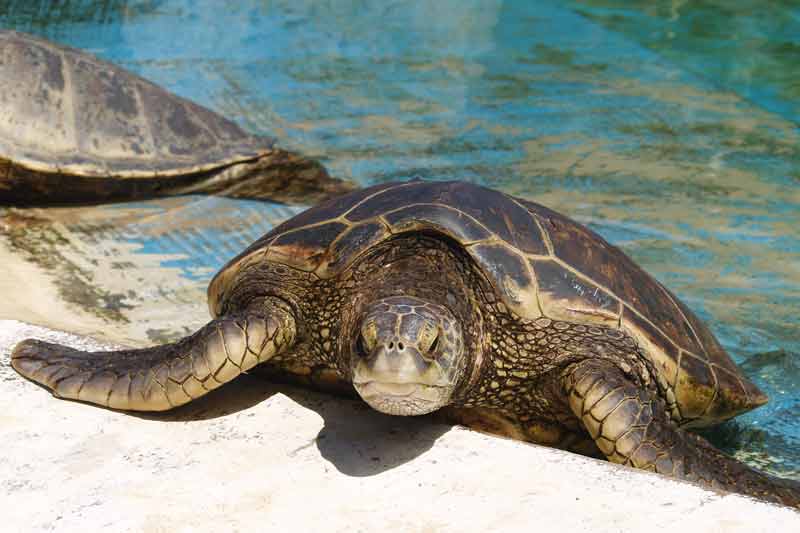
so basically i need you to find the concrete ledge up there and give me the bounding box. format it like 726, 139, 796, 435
2, 319, 798, 532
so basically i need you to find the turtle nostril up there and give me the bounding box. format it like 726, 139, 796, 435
388, 341, 394, 350
398, 342, 405, 351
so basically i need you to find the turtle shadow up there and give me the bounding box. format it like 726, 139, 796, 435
286, 387, 453, 477
129, 373, 282, 422
131, 373, 452, 476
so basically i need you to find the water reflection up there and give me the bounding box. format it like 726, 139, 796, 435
0, 1, 140, 27
569, 0, 800, 123
0, 0, 798, 476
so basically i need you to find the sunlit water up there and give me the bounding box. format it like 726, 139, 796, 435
1, 0, 798, 477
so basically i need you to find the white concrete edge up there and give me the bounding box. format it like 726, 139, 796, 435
1, 318, 798, 533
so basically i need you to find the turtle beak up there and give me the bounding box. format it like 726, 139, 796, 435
359, 343, 430, 385
352, 342, 451, 416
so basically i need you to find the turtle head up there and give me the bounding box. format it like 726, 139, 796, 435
351, 296, 465, 416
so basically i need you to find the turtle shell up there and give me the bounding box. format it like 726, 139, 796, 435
209, 180, 767, 427
0, 30, 272, 178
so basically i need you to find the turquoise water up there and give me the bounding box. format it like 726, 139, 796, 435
1, 1, 798, 476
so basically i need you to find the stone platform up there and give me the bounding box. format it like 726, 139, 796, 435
1, 320, 797, 532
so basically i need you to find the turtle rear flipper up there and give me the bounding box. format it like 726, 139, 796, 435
11, 304, 296, 411
563, 359, 800, 508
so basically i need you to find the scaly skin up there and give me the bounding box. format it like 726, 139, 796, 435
562, 359, 800, 507
11, 298, 295, 410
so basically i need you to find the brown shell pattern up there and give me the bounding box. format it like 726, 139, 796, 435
0, 30, 272, 178
209, 180, 766, 425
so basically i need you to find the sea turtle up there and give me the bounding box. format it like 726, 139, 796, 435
11, 179, 799, 507
0, 30, 351, 204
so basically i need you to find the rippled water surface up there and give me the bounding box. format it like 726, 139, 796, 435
0, 0, 798, 476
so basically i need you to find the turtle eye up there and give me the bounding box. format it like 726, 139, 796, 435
418, 322, 440, 357
356, 333, 370, 358
357, 322, 377, 357
429, 334, 440, 354
419, 330, 441, 362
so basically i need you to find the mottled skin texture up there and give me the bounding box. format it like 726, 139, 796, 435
0, 30, 352, 205
10, 180, 800, 508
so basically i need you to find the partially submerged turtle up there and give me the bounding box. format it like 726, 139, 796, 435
11, 180, 799, 507
0, 30, 351, 204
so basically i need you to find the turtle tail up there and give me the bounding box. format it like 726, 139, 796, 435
11, 310, 295, 411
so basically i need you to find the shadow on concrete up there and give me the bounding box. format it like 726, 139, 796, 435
286, 386, 452, 477
131, 372, 452, 477
131, 374, 282, 422
8, 356, 452, 477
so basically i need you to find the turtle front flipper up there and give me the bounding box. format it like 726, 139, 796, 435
562, 359, 800, 508
11, 301, 296, 411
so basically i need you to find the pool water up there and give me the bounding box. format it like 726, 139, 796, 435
1, 0, 798, 477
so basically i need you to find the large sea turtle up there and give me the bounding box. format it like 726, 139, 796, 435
11, 180, 799, 507
0, 30, 351, 204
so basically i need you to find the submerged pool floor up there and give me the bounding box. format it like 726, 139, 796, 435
1, 0, 798, 478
